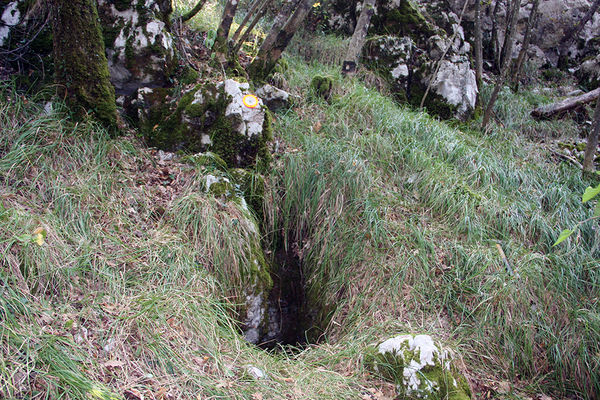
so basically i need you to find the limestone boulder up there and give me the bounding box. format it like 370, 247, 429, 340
364, 33, 476, 120
325, 0, 476, 119
97, 0, 176, 95
366, 334, 471, 400
576, 55, 600, 90
136, 79, 273, 168
256, 84, 291, 110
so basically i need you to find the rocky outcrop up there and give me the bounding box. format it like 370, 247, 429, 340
256, 84, 291, 110
136, 79, 273, 168
358, 1, 476, 119
97, 0, 176, 95
366, 334, 471, 400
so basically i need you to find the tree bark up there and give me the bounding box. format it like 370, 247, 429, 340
490, 0, 502, 72
52, 0, 117, 130
531, 87, 600, 120
214, 0, 239, 54
248, 0, 314, 81
498, 0, 518, 71
341, 0, 376, 76
474, 0, 483, 104
512, 0, 539, 90
259, 0, 300, 58
482, 0, 520, 129
181, 0, 208, 22
233, 0, 274, 54
232, 0, 266, 43
557, 0, 600, 70
583, 99, 600, 172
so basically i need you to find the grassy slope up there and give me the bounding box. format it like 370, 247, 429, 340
1, 4, 599, 400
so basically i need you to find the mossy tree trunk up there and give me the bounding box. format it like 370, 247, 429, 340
490, 0, 502, 72
583, 99, 600, 172
233, 0, 274, 54
181, 0, 208, 22
214, 0, 239, 56
342, 0, 376, 76
498, 0, 518, 71
512, 0, 539, 91
248, 0, 314, 81
259, 0, 300, 54
557, 0, 600, 70
482, 0, 520, 129
52, 0, 117, 131
232, 0, 266, 43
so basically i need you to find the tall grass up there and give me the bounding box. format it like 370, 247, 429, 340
0, 82, 366, 399
272, 52, 600, 398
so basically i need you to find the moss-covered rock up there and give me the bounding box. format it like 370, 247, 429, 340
96, 0, 176, 95
363, 32, 475, 120
310, 75, 334, 100
366, 334, 472, 400
137, 79, 273, 169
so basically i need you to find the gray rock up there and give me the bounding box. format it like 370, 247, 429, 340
256, 84, 291, 110
97, 0, 176, 95
364, 34, 476, 120
0, 1, 20, 47
246, 366, 268, 380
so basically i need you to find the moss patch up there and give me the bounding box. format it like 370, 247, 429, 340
370, 0, 436, 42
141, 82, 273, 169
310, 75, 334, 100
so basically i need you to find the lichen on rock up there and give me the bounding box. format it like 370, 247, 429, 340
97, 0, 176, 95
366, 334, 471, 400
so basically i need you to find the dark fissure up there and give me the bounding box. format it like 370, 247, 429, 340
258, 244, 307, 349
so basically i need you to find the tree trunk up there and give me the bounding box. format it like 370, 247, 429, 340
474, 0, 483, 104
214, 0, 239, 54
498, 0, 518, 71
490, 0, 502, 72
583, 99, 600, 172
248, 0, 314, 81
52, 0, 117, 130
482, 0, 520, 129
512, 0, 539, 90
233, 0, 274, 54
259, 0, 300, 58
232, 0, 266, 43
181, 0, 208, 22
531, 87, 600, 120
341, 0, 376, 76
557, 0, 600, 70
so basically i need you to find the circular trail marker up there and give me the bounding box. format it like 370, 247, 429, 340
242, 94, 259, 108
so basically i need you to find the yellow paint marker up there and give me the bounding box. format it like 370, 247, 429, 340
242, 94, 259, 108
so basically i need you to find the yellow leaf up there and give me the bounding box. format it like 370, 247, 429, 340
32, 227, 46, 246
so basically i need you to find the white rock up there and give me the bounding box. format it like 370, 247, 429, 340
246, 366, 267, 380
1, 2, 20, 26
